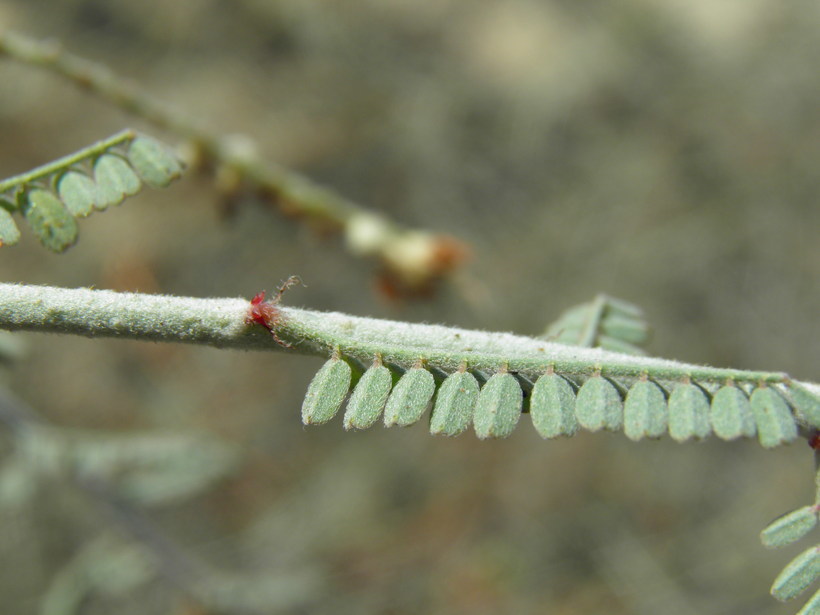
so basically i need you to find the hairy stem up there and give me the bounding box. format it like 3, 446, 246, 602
0, 30, 467, 289
2, 283, 817, 398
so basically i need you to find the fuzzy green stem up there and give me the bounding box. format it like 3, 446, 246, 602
1, 283, 817, 401
0, 129, 135, 196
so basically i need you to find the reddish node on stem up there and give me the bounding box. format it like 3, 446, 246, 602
246, 276, 303, 348
808, 430, 820, 450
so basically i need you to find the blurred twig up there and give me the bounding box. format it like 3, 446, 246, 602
0, 30, 469, 294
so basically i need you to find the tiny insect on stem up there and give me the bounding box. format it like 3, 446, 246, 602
246, 275, 304, 348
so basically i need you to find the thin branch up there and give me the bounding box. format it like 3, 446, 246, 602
0, 30, 469, 291
1, 283, 817, 396
0, 129, 136, 195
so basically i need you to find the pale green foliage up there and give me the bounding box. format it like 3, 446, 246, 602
57, 171, 97, 217
383, 367, 436, 427
762, 507, 819, 549
429, 370, 478, 436
575, 375, 624, 432
343, 361, 392, 429
473, 372, 522, 439
771, 546, 820, 602
301, 356, 353, 425
751, 387, 799, 449
668, 383, 711, 442
710, 385, 756, 440
544, 294, 650, 355
0, 201, 21, 246
126, 136, 184, 188
623, 379, 668, 440
23, 189, 78, 252
789, 382, 820, 428
529, 373, 578, 439
0, 131, 183, 252
93, 154, 141, 209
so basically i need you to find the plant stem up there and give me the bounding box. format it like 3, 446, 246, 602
2, 283, 817, 398
0, 30, 468, 290
0, 129, 135, 196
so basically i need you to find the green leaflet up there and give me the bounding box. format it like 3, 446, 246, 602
575, 375, 623, 432
0, 203, 20, 246
301, 357, 352, 425
530, 373, 578, 439
57, 171, 97, 217
711, 385, 756, 440
473, 372, 522, 439
545, 295, 650, 355
787, 382, 820, 429
771, 545, 820, 602
761, 506, 819, 549
127, 136, 184, 188
668, 382, 711, 442
430, 370, 478, 436
343, 362, 392, 430
383, 367, 435, 427
751, 387, 798, 449
601, 314, 650, 345
22, 189, 78, 252
623, 379, 667, 441
94, 154, 142, 209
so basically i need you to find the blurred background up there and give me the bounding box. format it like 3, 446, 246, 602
0, 0, 819, 613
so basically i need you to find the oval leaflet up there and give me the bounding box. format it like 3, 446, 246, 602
530, 373, 578, 439
623, 379, 667, 441
343, 362, 392, 430
301, 357, 352, 425
127, 136, 184, 188
473, 372, 522, 439
94, 154, 141, 209
22, 189, 78, 252
668, 382, 711, 442
761, 506, 818, 549
0, 203, 20, 247
751, 387, 798, 449
430, 370, 479, 436
771, 545, 820, 602
710, 385, 756, 440
575, 375, 623, 432
383, 367, 435, 427
57, 171, 97, 217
